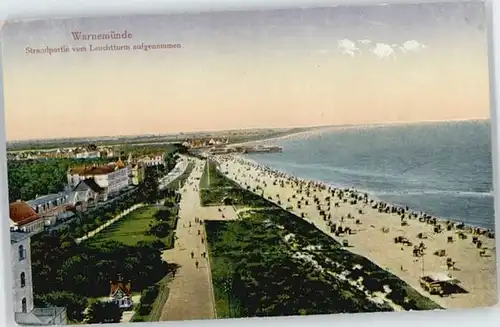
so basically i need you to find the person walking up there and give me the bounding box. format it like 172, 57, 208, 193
191, 251, 194, 259
195, 260, 199, 269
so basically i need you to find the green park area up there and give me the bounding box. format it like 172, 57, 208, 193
202, 161, 441, 318
89, 205, 178, 249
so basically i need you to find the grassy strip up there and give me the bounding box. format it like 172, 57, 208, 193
200, 159, 238, 189
147, 275, 172, 321
243, 209, 442, 311
199, 161, 269, 207
204, 161, 441, 314
131, 274, 172, 322
206, 218, 392, 317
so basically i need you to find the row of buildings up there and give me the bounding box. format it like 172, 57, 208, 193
8, 145, 117, 161
9, 153, 165, 234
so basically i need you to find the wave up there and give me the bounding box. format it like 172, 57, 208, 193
270, 160, 401, 180
370, 189, 494, 198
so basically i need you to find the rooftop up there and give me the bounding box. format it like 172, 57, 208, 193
73, 178, 104, 193
69, 165, 116, 175
9, 202, 41, 226
26, 193, 68, 208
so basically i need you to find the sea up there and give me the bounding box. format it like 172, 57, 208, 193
245, 120, 496, 230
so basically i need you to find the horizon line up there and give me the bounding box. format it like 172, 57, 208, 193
6, 117, 490, 144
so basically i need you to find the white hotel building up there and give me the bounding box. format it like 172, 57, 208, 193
67, 161, 129, 198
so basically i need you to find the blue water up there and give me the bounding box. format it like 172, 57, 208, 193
246, 120, 495, 230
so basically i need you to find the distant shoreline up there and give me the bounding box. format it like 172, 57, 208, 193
7, 119, 489, 152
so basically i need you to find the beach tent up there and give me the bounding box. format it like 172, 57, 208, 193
425, 273, 460, 285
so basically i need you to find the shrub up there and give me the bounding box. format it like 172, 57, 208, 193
148, 222, 170, 238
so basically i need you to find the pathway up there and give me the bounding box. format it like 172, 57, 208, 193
159, 159, 217, 321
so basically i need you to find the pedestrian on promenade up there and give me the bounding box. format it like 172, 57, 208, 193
198, 230, 201, 235
191, 251, 194, 259
195, 260, 199, 269
201, 237, 204, 244
189, 222, 192, 228
202, 252, 206, 258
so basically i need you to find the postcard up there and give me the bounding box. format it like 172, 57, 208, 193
0, 0, 496, 325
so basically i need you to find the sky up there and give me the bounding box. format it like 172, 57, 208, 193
0, 1, 490, 141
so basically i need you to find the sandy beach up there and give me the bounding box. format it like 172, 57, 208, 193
212, 154, 497, 310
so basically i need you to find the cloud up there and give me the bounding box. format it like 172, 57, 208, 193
337, 39, 359, 57
371, 43, 395, 59
336, 39, 427, 59
401, 40, 427, 53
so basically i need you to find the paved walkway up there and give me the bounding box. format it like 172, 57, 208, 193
160, 159, 217, 321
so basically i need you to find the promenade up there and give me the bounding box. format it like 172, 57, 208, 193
160, 158, 239, 321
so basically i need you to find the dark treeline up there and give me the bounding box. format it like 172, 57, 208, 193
7, 157, 117, 202
7, 144, 185, 202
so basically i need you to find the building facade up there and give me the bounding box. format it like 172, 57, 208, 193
11, 232, 67, 325
75, 151, 101, 159
69, 178, 106, 209
67, 162, 130, 197
26, 193, 70, 227
130, 164, 145, 185
138, 154, 165, 167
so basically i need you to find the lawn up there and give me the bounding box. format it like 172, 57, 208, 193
90, 206, 176, 248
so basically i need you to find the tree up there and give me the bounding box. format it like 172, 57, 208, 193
86, 301, 122, 324
147, 222, 170, 238
139, 169, 159, 203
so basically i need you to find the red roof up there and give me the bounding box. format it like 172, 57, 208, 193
69, 165, 115, 175
9, 202, 41, 226
109, 282, 131, 297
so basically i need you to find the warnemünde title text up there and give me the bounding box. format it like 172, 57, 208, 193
25, 30, 182, 55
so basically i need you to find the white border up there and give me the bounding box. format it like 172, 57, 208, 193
0, 1, 499, 327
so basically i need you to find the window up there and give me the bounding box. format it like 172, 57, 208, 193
20, 272, 26, 288
18, 245, 25, 261
21, 298, 27, 313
